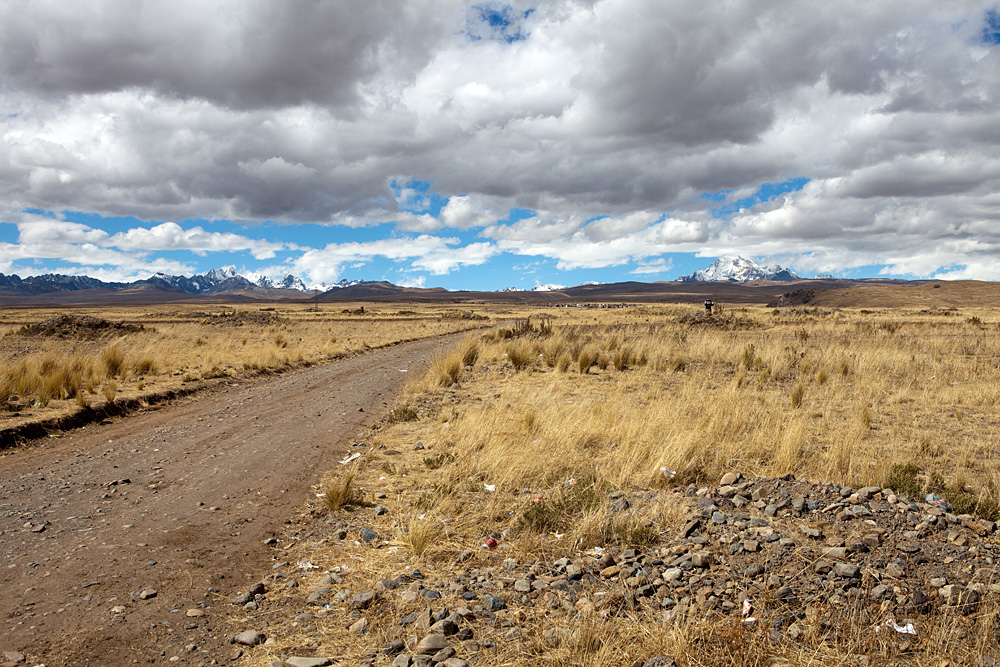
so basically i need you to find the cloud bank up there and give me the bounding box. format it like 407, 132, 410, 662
1, 0, 1000, 282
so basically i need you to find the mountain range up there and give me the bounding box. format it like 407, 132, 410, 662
0, 266, 372, 298
0, 256, 820, 302
676, 255, 800, 282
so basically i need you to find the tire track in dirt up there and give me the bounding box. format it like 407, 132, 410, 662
0, 334, 462, 666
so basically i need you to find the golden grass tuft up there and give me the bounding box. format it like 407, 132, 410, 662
322, 471, 361, 512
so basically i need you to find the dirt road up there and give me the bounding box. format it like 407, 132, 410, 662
0, 335, 460, 667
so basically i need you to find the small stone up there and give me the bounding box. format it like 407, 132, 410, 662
430, 619, 458, 636
284, 658, 333, 667
885, 562, 905, 578
431, 647, 456, 662
720, 472, 740, 486
691, 552, 711, 568
611, 497, 631, 512
361, 528, 380, 543
641, 657, 678, 667
350, 617, 368, 634
441, 659, 468, 667
232, 630, 265, 646
940, 584, 964, 604
415, 634, 449, 655
185, 609, 205, 617
3, 652, 25, 664
813, 561, 831, 575
482, 594, 505, 611
373, 505, 389, 517
350, 590, 377, 610
800, 525, 822, 539
833, 562, 860, 578
392, 655, 412, 667
870, 585, 892, 602
743, 540, 759, 553
138, 589, 158, 600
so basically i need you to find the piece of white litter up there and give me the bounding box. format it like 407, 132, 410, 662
879, 619, 917, 635
553, 533, 565, 539
484, 483, 496, 492
340, 452, 362, 465
417, 513, 426, 520
297, 560, 319, 570
315, 493, 326, 498
660, 466, 677, 480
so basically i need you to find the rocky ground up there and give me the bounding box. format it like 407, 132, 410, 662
225, 457, 1000, 666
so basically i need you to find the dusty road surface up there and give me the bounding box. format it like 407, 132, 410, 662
0, 334, 461, 667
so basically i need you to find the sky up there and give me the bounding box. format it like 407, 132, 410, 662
1, 1, 1000, 291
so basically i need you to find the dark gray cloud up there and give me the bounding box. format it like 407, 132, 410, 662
2, 0, 1000, 279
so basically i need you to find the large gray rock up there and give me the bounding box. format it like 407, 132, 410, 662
414, 634, 449, 655
232, 630, 265, 646
350, 589, 377, 609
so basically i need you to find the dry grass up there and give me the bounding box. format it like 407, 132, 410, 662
0, 302, 487, 429
249, 304, 1000, 667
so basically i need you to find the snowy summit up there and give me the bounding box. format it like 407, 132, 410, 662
677, 256, 800, 282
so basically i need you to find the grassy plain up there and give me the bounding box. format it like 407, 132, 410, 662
263, 302, 1000, 666
0, 302, 491, 433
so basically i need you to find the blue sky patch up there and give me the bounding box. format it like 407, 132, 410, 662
710, 178, 810, 218
468, 4, 534, 43
985, 9, 1000, 44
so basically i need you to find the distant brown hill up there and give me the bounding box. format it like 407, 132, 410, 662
1, 276, 997, 308
768, 280, 1000, 309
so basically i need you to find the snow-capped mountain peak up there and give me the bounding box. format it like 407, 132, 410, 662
677, 256, 799, 282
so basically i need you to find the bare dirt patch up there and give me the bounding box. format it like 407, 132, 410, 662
0, 334, 462, 667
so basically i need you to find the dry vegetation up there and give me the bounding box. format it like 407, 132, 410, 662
251, 303, 1000, 666
0, 303, 490, 432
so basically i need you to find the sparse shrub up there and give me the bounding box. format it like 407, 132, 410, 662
884, 462, 923, 498
791, 383, 805, 408
402, 516, 440, 556
577, 348, 598, 374
429, 351, 462, 387
918, 436, 942, 457
322, 471, 361, 511
596, 352, 610, 370
505, 340, 536, 371
423, 452, 456, 469
556, 353, 572, 373
129, 354, 157, 376
274, 333, 287, 348
102, 344, 126, 378
388, 405, 419, 423
518, 479, 602, 535
966, 316, 983, 326
815, 368, 828, 385
103, 381, 118, 403
860, 405, 872, 429
458, 338, 479, 367
612, 346, 632, 371
667, 355, 687, 372
612, 518, 658, 547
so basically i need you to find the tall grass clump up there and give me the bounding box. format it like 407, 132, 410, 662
102, 344, 126, 378
322, 471, 361, 511
428, 351, 463, 387
505, 339, 537, 371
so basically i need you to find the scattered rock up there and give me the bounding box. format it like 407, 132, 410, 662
284, 658, 333, 667
232, 630, 265, 646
